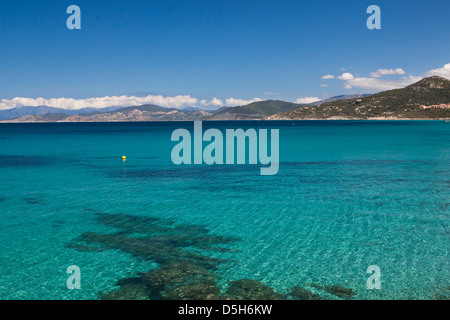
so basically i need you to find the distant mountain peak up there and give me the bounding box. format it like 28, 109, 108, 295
407, 76, 450, 90
207, 100, 300, 120
272, 76, 450, 120
1, 104, 213, 122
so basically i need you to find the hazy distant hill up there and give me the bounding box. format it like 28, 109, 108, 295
0, 105, 122, 120
271, 76, 450, 120
3, 104, 212, 122
3, 77, 449, 122
207, 100, 302, 120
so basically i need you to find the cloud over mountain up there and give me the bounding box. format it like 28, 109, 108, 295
342, 75, 423, 90
426, 63, 450, 79
330, 63, 449, 91
224, 97, 263, 107
295, 97, 321, 104
0, 94, 264, 111
370, 68, 406, 78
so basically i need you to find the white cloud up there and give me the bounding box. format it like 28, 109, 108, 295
0, 94, 199, 111
225, 97, 263, 107
320, 84, 328, 87
337, 72, 354, 80
334, 63, 449, 91
341, 75, 422, 90
370, 68, 406, 78
200, 97, 263, 108
4, 63, 447, 111
200, 97, 223, 107
425, 63, 450, 79
295, 97, 321, 104
0, 94, 266, 111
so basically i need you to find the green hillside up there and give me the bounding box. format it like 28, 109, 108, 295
274, 76, 450, 120
208, 100, 302, 120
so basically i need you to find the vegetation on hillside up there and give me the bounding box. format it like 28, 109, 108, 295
274, 76, 450, 120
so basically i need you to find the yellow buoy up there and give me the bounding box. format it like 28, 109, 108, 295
122, 156, 126, 161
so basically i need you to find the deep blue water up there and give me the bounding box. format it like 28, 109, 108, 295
0, 121, 448, 300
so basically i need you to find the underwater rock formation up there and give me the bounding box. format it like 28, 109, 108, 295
225, 279, 288, 300
141, 261, 215, 289
23, 197, 43, 205
322, 285, 356, 298
289, 286, 323, 300
101, 283, 151, 300
69, 212, 239, 300
307, 283, 356, 299
68, 212, 356, 300
160, 279, 221, 300
431, 286, 450, 300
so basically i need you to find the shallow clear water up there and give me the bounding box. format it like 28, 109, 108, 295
0, 120, 448, 300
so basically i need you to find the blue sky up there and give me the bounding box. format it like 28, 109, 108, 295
0, 0, 449, 109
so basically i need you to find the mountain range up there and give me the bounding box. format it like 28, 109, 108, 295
272, 76, 450, 120
1, 76, 449, 122
0, 96, 367, 122
207, 100, 302, 120
1, 105, 212, 122
0, 105, 122, 121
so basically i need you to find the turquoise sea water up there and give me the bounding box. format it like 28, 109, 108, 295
0, 120, 448, 300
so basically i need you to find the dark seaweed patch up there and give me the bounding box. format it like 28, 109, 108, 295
0, 155, 54, 167
65, 242, 108, 253
100, 283, 152, 300
307, 283, 356, 299
143, 261, 221, 300
67, 212, 354, 300
23, 197, 46, 205
431, 286, 450, 300
289, 286, 323, 300
67, 212, 238, 299
225, 279, 289, 300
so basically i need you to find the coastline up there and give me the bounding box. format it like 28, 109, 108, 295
0, 118, 448, 123
266, 117, 449, 121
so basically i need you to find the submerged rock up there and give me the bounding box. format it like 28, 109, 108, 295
226, 279, 288, 300
307, 283, 356, 299
323, 285, 356, 298
431, 286, 450, 300
23, 197, 43, 205
431, 293, 450, 300
161, 279, 221, 300
100, 284, 151, 300
66, 212, 292, 300
141, 260, 222, 300
142, 262, 215, 289
94, 213, 172, 235
64, 242, 107, 252
289, 286, 323, 300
